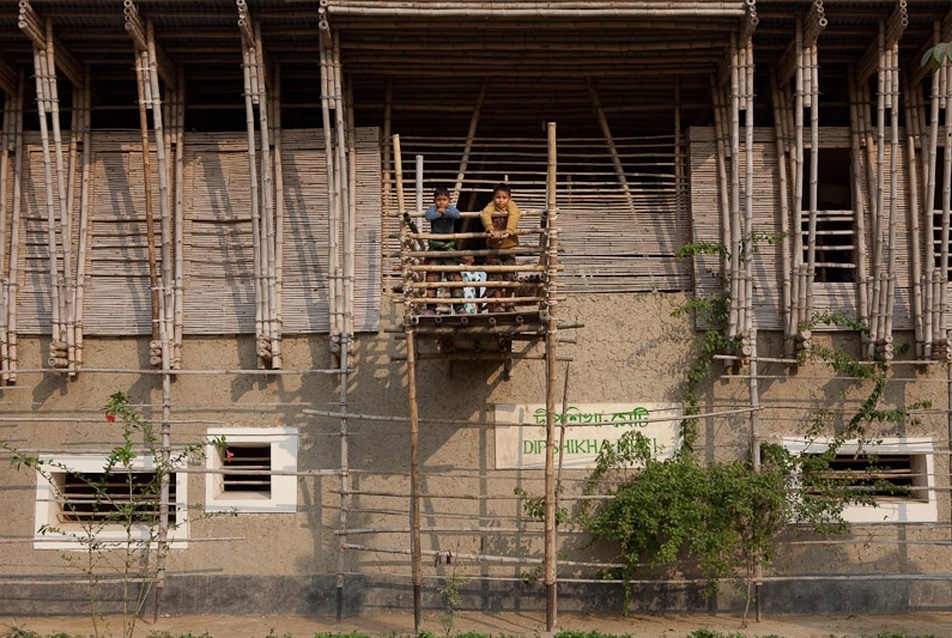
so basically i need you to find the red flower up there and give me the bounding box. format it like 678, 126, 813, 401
105, 414, 116, 423
224, 450, 235, 461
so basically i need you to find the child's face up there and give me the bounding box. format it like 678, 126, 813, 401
493, 190, 510, 210
461, 255, 474, 266
434, 193, 450, 210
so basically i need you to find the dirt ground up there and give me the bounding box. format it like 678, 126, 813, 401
3, 611, 952, 638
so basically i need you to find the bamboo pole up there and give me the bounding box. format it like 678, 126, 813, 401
0, 89, 10, 381
332, 32, 351, 346
451, 81, 486, 205
319, 30, 342, 348
73, 70, 91, 371
588, 77, 635, 214
543, 121, 559, 633
271, 64, 284, 370
848, 74, 871, 340
729, 34, 743, 337
172, 68, 185, 369
742, 36, 754, 346
136, 50, 160, 344
5, 71, 23, 383
407, 329, 422, 633
240, 24, 266, 368
770, 71, 794, 356
345, 75, 357, 345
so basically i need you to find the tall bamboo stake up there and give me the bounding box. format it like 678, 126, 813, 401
240, 25, 266, 367
73, 70, 91, 371
332, 32, 351, 344
136, 50, 160, 344
5, 71, 23, 383
345, 75, 357, 345
0, 89, 11, 381
172, 69, 185, 369
543, 121, 559, 633
848, 75, 871, 339
319, 29, 342, 348
770, 71, 794, 356
271, 64, 284, 370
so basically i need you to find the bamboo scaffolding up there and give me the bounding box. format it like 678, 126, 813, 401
135, 49, 160, 345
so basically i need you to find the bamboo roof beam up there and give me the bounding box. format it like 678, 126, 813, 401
856, 0, 907, 83
17, 1, 83, 88
777, 0, 826, 86
0, 57, 16, 97
123, 0, 177, 88
324, 4, 748, 18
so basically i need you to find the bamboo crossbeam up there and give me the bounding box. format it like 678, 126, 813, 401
123, 1, 177, 87
326, 5, 747, 18
0, 57, 15, 97
17, 2, 83, 88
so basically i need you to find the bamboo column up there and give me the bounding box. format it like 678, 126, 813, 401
238, 0, 282, 369
20, 3, 85, 373
72, 69, 91, 372
2, 71, 24, 384
319, 24, 345, 354
0, 78, 18, 385
542, 121, 559, 633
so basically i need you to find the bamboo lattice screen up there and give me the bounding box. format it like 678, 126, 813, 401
3, 128, 381, 336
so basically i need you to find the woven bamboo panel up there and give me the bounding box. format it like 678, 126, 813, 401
9, 129, 382, 336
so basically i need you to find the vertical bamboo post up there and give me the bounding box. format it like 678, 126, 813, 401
729, 34, 743, 337
332, 32, 350, 344
136, 49, 160, 344
848, 75, 871, 337
5, 71, 24, 383
172, 69, 185, 368
769, 71, 794, 355
73, 70, 91, 371
240, 23, 265, 367
543, 121, 559, 633
793, 21, 806, 331
711, 77, 733, 318
344, 76, 357, 343
319, 29, 341, 346
0, 89, 10, 381
271, 64, 284, 369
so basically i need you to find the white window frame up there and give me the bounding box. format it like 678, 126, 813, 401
205, 427, 298, 513
781, 437, 938, 524
34, 454, 189, 550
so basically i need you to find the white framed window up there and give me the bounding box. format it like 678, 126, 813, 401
34, 454, 189, 550
205, 427, 298, 513
781, 437, 937, 524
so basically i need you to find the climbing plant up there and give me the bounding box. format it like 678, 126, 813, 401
578, 241, 927, 626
